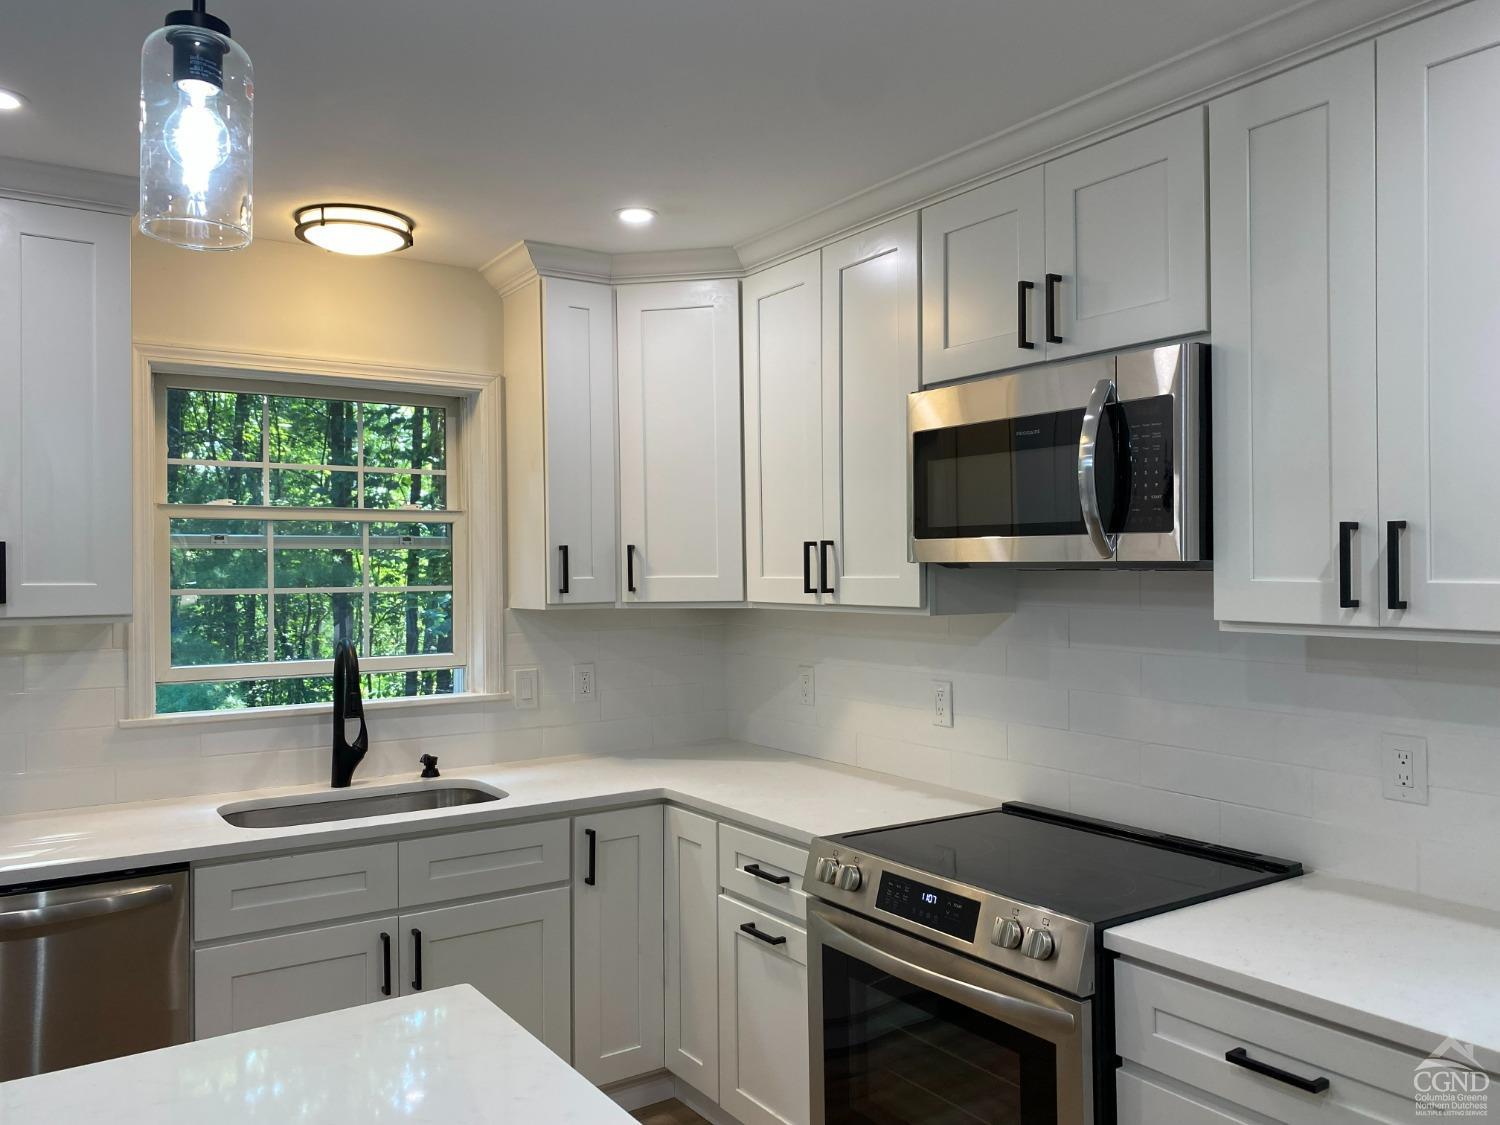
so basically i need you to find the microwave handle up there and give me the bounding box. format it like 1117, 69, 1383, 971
1078, 377, 1118, 560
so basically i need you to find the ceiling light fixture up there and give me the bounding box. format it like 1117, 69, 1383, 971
0, 89, 27, 112
293, 204, 416, 256
617, 207, 657, 225
139, 0, 253, 251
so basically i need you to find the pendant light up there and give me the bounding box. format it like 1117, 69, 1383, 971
139, 0, 253, 250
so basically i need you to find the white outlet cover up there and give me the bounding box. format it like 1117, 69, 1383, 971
573, 662, 596, 702
512, 666, 539, 710
932, 680, 954, 728
797, 665, 815, 707
1381, 733, 1428, 804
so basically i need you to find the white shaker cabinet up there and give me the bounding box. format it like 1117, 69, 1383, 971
572, 806, 666, 1085
0, 198, 131, 620
664, 806, 719, 1098
1043, 108, 1207, 360
616, 279, 744, 603
1210, 46, 1379, 629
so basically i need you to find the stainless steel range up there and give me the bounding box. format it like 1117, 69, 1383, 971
802, 804, 1301, 1124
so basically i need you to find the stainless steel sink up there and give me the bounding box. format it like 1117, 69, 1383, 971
219, 782, 506, 829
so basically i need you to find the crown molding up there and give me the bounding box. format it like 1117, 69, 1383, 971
481, 238, 744, 294
0, 156, 138, 216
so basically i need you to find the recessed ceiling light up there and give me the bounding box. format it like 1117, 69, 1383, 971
293, 204, 415, 256
0, 89, 27, 112
617, 207, 656, 226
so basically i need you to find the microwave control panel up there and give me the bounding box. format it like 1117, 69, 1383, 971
1116, 394, 1175, 533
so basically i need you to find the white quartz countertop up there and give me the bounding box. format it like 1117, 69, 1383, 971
1106, 875, 1500, 1074
0, 984, 632, 1124
0, 740, 989, 885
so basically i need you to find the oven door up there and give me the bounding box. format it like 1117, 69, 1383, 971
809, 901, 1092, 1125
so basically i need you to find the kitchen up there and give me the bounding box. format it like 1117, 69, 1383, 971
0, 0, 1497, 1122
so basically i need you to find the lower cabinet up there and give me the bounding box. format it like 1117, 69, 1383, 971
665, 807, 720, 1098
718, 895, 811, 1125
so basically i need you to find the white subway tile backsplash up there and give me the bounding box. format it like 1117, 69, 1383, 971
1008, 725, 1141, 783
1140, 744, 1313, 816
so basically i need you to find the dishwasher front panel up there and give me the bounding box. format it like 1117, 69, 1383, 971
0, 867, 190, 1079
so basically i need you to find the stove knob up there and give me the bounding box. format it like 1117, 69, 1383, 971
992, 918, 1024, 950
1021, 927, 1055, 961
834, 863, 863, 892
813, 857, 840, 885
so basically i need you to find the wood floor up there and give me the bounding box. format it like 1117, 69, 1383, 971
630, 1098, 712, 1125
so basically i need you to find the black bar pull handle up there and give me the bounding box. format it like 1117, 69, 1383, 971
1045, 273, 1063, 344
0, 541, 6, 605
410, 928, 423, 991
558, 544, 570, 596
583, 827, 597, 886
626, 544, 637, 594
743, 863, 791, 886
1338, 521, 1359, 609
379, 931, 392, 996
1388, 520, 1408, 611
739, 922, 787, 947
802, 541, 817, 595
1017, 280, 1036, 350
819, 540, 835, 595
1225, 1047, 1330, 1095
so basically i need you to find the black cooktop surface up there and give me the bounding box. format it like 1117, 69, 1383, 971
831, 803, 1301, 928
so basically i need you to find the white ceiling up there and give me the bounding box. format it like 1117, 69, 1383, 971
1, 0, 1310, 268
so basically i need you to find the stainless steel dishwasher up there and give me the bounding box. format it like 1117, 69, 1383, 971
0, 866, 190, 1080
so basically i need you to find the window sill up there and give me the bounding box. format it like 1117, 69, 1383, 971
118, 690, 509, 729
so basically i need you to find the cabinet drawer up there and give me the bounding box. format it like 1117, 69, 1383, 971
1116, 961, 1422, 1122
195, 843, 398, 940
1118, 1067, 1259, 1125
398, 819, 569, 907
719, 823, 808, 920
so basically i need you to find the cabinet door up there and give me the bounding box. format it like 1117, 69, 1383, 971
743, 252, 823, 605
1210, 46, 1378, 628
544, 278, 617, 605
1043, 108, 1207, 359
194, 917, 395, 1038
664, 807, 719, 1098
717, 895, 809, 1125
821, 215, 923, 609
573, 806, 665, 1084
617, 279, 744, 603
400, 887, 571, 1059
1378, 0, 1500, 632
0, 200, 131, 620
920, 168, 1046, 383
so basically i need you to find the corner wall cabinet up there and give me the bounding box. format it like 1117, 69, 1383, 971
0, 198, 131, 620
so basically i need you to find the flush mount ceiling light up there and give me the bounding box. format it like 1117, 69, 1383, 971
0, 88, 27, 112
139, 0, 253, 251
293, 204, 416, 256
617, 207, 657, 225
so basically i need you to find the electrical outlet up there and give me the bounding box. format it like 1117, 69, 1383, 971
932, 680, 954, 728
512, 666, 539, 710
1382, 733, 1428, 804
573, 663, 596, 701
797, 665, 815, 707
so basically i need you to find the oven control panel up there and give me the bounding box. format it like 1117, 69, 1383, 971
875, 872, 981, 940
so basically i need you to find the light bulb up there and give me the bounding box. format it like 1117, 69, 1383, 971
163, 85, 230, 197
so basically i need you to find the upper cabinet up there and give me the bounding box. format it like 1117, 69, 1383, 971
617, 279, 744, 604
0, 199, 131, 621
920, 108, 1207, 385
502, 277, 617, 609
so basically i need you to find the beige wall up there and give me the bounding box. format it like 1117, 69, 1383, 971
131, 232, 504, 373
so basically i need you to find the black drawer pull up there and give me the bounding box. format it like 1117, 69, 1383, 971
1225, 1047, 1329, 1094
379, 931, 392, 996
739, 922, 787, 947
802, 541, 816, 595
1017, 280, 1036, 350
743, 863, 791, 886
410, 928, 423, 991
584, 827, 597, 886
1338, 521, 1359, 609
1045, 273, 1063, 344
1388, 520, 1408, 611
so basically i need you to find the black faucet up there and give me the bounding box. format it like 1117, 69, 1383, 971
330, 640, 369, 788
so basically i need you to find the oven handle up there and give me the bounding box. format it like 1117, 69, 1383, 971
1077, 377, 1118, 560
814, 906, 1077, 1039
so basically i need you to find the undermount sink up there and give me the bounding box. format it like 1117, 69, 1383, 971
218, 781, 507, 829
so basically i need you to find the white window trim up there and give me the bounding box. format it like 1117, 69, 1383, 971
127, 342, 506, 723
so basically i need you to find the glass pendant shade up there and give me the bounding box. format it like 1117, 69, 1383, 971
139, 6, 252, 250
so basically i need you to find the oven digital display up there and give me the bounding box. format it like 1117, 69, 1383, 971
875, 872, 981, 941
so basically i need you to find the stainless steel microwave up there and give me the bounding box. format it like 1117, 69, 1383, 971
908, 341, 1209, 566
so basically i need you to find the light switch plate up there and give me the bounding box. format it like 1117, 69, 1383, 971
1382, 733, 1428, 804
573, 663, 595, 702
512, 666, 539, 710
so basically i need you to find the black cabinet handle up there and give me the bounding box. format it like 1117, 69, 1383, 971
739, 922, 787, 947
0, 541, 6, 605
1017, 280, 1036, 350
626, 544, 637, 594
1388, 520, 1408, 611
803, 541, 817, 595
410, 928, 423, 991
1045, 273, 1063, 344
1338, 521, 1359, 609
380, 931, 392, 996
819, 540, 835, 595
584, 827, 597, 886
743, 863, 791, 886
558, 544, 570, 596
1225, 1047, 1330, 1094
